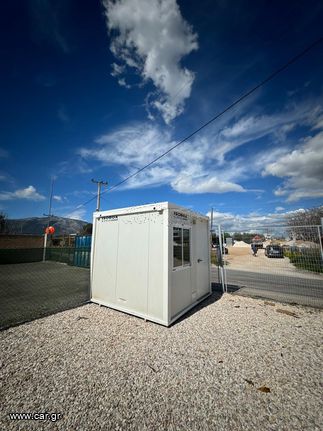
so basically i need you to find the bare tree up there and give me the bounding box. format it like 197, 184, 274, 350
285, 206, 323, 241
80, 223, 93, 235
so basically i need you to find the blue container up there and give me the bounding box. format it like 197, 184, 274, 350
74, 235, 92, 268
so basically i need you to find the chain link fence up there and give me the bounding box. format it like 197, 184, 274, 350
212, 224, 323, 308
0, 235, 91, 330
2, 222, 323, 330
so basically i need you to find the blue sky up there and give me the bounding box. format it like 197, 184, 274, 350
0, 0, 323, 229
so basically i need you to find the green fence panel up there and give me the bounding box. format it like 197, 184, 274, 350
73, 247, 91, 268
74, 236, 91, 268
45, 247, 75, 265
0, 246, 91, 267
0, 248, 43, 264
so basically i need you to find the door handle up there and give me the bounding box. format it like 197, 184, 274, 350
197, 258, 203, 263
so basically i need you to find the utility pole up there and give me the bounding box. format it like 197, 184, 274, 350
319, 217, 323, 262
210, 207, 214, 246
44, 179, 54, 222
91, 179, 108, 211
210, 207, 214, 233
43, 178, 55, 262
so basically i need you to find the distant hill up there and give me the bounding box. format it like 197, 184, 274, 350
5, 216, 88, 235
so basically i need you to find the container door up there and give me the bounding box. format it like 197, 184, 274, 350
91, 219, 118, 303
115, 213, 149, 315
195, 219, 210, 298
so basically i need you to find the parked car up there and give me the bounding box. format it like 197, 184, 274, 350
265, 245, 284, 258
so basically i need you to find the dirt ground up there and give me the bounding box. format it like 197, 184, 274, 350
225, 247, 323, 279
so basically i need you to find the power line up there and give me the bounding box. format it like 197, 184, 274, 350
73, 36, 323, 211
74, 194, 97, 210
74, 185, 109, 210
103, 38, 323, 193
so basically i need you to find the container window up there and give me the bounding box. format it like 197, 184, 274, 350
173, 227, 190, 268
173, 227, 182, 267
183, 229, 190, 265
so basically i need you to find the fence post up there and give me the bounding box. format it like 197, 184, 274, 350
318, 224, 323, 263
42, 233, 47, 262
218, 225, 226, 293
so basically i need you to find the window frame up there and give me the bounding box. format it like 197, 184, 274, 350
172, 226, 191, 270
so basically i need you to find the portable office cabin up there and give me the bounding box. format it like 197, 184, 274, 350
91, 202, 211, 326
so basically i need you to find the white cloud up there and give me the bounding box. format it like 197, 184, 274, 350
0, 185, 46, 201
207, 209, 279, 232
213, 101, 323, 163
263, 131, 323, 202
214, 100, 323, 203
207, 208, 303, 232
53, 195, 62, 202
103, 0, 198, 123
65, 208, 86, 220
81, 123, 171, 166
171, 175, 245, 194
80, 122, 246, 194
111, 62, 125, 77
66, 190, 96, 198
275, 206, 285, 212
0, 172, 15, 185
117, 78, 131, 89
56, 158, 92, 176
79, 99, 323, 198
313, 115, 323, 130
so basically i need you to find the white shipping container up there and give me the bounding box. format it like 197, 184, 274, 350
91, 202, 211, 326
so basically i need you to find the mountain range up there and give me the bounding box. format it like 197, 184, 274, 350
5, 216, 88, 235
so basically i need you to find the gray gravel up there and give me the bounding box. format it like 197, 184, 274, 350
1, 293, 322, 431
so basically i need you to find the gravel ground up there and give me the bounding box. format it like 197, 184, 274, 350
1, 293, 322, 431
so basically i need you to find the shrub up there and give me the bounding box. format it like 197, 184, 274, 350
284, 248, 323, 273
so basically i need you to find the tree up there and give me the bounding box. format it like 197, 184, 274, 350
80, 223, 93, 235
0, 212, 7, 233
232, 232, 259, 244
285, 206, 323, 242
233, 232, 242, 241
211, 232, 231, 244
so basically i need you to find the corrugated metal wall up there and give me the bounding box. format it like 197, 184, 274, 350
74, 235, 92, 268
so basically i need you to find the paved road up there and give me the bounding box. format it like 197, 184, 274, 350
211, 267, 323, 308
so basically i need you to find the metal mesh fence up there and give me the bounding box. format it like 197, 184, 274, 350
0, 240, 91, 330
214, 224, 323, 308
2, 223, 323, 330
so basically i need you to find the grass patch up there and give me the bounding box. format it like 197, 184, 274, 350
284, 249, 323, 273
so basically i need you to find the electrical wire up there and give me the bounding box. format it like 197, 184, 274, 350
73, 36, 323, 211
